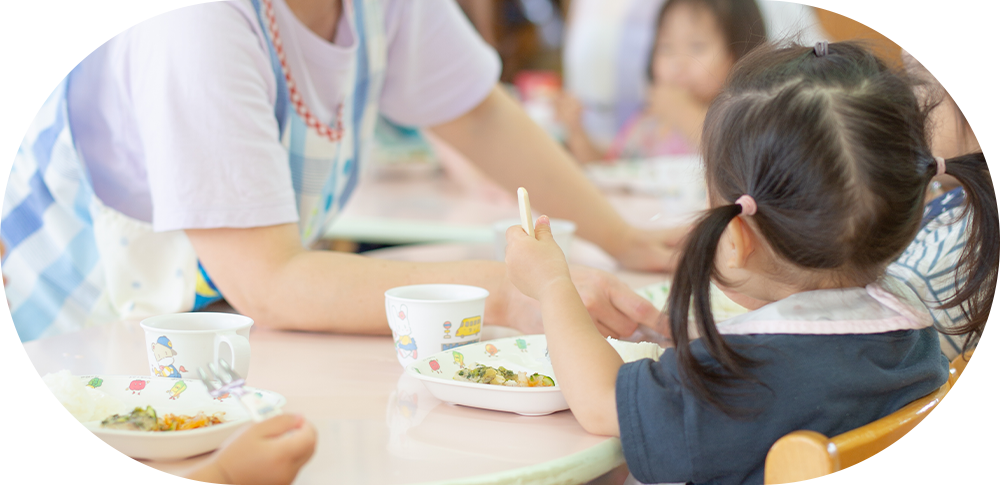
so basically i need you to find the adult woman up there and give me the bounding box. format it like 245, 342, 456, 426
2, 0, 681, 342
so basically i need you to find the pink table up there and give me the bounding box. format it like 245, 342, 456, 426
325, 169, 692, 245
23, 242, 668, 484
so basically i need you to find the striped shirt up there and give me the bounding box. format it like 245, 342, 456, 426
887, 187, 971, 359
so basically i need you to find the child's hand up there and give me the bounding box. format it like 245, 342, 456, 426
555, 92, 584, 129
504, 215, 572, 301
189, 414, 317, 484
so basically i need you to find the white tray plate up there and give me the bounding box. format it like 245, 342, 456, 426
72, 374, 285, 460
406, 335, 568, 416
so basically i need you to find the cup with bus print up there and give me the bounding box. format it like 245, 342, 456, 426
384, 284, 488, 368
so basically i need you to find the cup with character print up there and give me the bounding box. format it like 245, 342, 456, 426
140, 312, 253, 380
384, 284, 488, 368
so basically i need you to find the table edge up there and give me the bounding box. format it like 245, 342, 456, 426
433, 437, 625, 485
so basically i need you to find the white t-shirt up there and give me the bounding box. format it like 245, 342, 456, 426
66, 0, 500, 231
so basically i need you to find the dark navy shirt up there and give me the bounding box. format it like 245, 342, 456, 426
616, 328, 948, 484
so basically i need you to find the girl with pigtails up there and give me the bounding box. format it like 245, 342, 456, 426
504, 40, 997, 485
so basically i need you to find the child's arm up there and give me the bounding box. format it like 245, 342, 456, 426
555, 92, 609, 163
505, 216, 623, 437
186, 414, 317, 484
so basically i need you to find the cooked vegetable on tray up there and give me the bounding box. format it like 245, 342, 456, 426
453, 364, 555, 387
100, 405, 225, 432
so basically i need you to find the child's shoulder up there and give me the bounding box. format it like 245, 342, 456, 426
617, 329, 947, 484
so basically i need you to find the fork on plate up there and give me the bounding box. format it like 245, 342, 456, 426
198, 359, 281, 422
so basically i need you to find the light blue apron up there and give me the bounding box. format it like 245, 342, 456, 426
1, 0, 386, 341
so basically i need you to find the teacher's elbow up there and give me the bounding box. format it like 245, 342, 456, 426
185, 224, 308, 331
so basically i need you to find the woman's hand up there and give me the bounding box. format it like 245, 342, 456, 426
610, 225, 689, 273
503, 216, 662, 338
188, 414, 317, 484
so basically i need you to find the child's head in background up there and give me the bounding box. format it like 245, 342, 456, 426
668, 40, 997, 413
899, 0, 1000, 157
648, 0, 766, 104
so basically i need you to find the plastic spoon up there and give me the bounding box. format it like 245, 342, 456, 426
517, 187, 534, 238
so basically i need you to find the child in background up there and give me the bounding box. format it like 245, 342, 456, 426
505, 40, 996, 484
0, 237, 316, 484
889, 0, 1000, 358
557, 0, 766, 162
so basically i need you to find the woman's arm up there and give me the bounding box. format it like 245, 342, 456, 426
504, 216, 622, 436
429, 85, 685, 273
186, 223, 661, 335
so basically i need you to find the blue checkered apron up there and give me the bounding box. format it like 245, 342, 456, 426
1, 0, 386, 341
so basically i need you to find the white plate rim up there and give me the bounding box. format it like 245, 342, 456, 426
73, 376, 286, 437
404, 335, 562, 394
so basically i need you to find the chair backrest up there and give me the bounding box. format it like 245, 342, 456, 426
764, 373, 961, 484
951, 350, 1000, 484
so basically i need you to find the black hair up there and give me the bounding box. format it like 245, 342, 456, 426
647, 0, 767, 81
666, 40, 998, 415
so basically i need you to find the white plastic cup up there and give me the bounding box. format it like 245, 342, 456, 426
384, 284, 488, 368
493, 218, 577, 261
140, 312, 253, 380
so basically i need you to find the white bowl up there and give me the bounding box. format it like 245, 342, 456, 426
73, 375, 284, 460
405, 335, 569, 416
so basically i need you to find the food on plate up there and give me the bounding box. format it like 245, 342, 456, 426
101, 406, 159, 431
43, 370, 126, 422
100, 405, 226, 432
453, 364, 555, 387
156, 410, 226, 431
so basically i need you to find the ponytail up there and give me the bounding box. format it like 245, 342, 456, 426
667, 203, 763, 416
932, 152, 997, 352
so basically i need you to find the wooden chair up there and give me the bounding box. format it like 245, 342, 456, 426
951, 350, 1000, 484
764, 371, 961, 484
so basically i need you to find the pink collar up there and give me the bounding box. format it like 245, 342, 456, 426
716, 278, 932, 335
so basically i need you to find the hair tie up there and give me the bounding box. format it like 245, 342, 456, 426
934, 156, 947, 176
813, 41, 829, 57
735, 195, 757, 216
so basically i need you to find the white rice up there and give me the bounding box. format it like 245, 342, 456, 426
42, 370, 125, 422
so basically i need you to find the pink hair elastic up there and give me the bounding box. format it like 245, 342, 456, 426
735, 195, 757, 216
934, 156, 947, 176
814, 41, 829, 57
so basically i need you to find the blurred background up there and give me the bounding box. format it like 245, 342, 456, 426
0, 0, 899, 124
324, 0, 913, 255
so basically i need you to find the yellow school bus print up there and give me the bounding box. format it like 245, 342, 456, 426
455, 316, 481, 338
